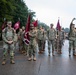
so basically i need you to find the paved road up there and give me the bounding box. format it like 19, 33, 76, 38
0, 39, 76, 75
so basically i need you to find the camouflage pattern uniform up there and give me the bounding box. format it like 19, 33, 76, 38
28, 24, 37, 61
22, 26, 29, 55
21, 26, 26, 54
37, 26, 45, 54
56, 29, 64, 54
68, 18, 76, 56
47, 24, 56, 56
2, 21, 16, 65
18, 28, 23, 53
74, 28, 76, 51
13, 30, 18, 55
42, 28, 47, 51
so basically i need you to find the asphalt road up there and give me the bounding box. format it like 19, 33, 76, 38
0, 39, 76, 75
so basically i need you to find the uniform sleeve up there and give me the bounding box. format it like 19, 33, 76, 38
2, 29, 8, 43
13, 29, 18, 42
31, 31, 37, 38
54, 29, 57, 38
47, 29, 49, 39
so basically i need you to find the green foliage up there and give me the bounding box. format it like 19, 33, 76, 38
0, 0, 36, 28
38, 21, 49, 30
64, 28, 70, 33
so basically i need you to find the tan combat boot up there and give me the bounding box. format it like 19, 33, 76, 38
73, 53, 76, 56
28, 57, 32, 61
33, 57, 36, 61
2, 60, 6, 65
10, 60, 15, 64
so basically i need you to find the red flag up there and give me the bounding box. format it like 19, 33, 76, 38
24, 15, 31, 45
56, 19, 61, 31
32, 20, 38, 27
14, 21, 20, 30
2, 21, 7, 30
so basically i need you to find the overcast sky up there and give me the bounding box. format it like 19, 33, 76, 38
24, 0, 76, 28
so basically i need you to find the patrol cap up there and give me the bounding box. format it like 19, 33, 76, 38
22, 26, 25, 29
30, 24, 34, 27
50, 23, 54, 26
7, 21, 12, 25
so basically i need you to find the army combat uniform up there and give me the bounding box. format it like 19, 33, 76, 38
37, 26, 45, 54
56, 29, 64, 54
47, 24, 56, 56
2, 27, 16, 64
28, 24, 37, 61
68, 23, 76, 56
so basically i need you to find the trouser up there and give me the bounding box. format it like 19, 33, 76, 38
24, 44, 29, 54
3, 43, 15, 60
28, 44, 36, 57
48, 40, 55, 54
43, 40, 45, 50
38, 40, 44, 52
69, 40, 75, 54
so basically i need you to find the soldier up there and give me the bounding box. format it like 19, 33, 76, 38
42, 27, 47, 51
47, 24, 56, 56
34, 26, 38, 53
68, 18, 76, 56
28, 24, 37, 61
37, 26, 45, 54
13, 29, 18, 55
21, 26, 26, 54
22, 26, 29, 55
18, 28, 23, 53
56, 27, 64, 54
2, 21, 16, 65
74, 28, 76, 52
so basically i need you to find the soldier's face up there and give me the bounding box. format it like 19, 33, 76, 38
72, 25, 75, 30
7, 23, 12, 28
30, 26, 34, 30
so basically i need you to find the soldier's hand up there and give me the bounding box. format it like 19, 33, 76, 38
8, 41, 13, 44
29, 33, 32, 36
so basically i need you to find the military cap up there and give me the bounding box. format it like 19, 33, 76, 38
30, 24, 34, 27
50, 23, 54, 26
7, 21, 12, 25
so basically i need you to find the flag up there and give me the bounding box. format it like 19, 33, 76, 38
2, 21, 7, 30
14, 21, 20, 30
24, 14, 31, 45
32, 20, 38, 27
56, 19, 61, 31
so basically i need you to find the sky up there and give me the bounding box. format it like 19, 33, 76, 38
24, 0, 76, 28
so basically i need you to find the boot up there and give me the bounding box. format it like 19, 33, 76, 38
69, 50, 71, 56
28, 57, 32, 61
52, 51, 55, 56
38, 51, 42, 54
73, 50, 76, 56
10, 60, 15, 64
33, 57, 36, 61
73, 53, 76, 56
2, 60, 6, 65
48, 49, 50, 56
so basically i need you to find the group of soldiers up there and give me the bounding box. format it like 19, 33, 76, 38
2, 18, 76, 65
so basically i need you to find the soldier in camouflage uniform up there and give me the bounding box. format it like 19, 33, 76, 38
28, 24, 37, 61
18, 28, 23, 53
37, 26, 45, 54
2, 21, 16, 65
68, 18, 76, 56
47, 24, 56, 56
42, 27, 47, 51
74, 28, 76, 52
56, 27, 64, 54
22, 26, 29, 55
21, 26, 26, 54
